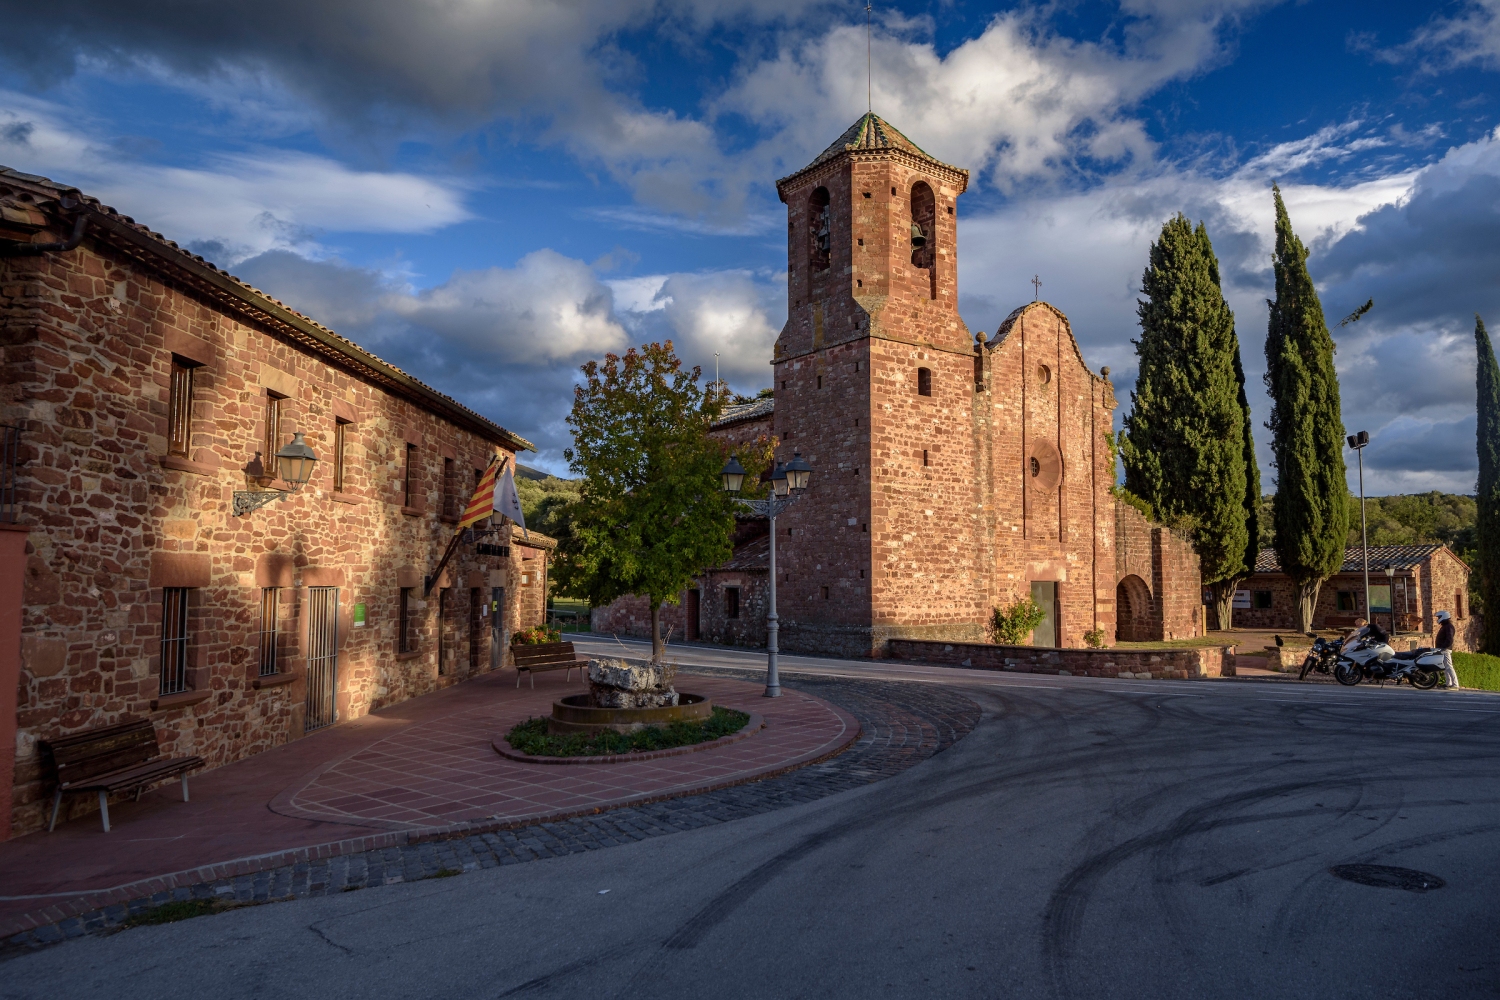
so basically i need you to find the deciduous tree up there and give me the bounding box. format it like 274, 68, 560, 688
558, 342, 736, 662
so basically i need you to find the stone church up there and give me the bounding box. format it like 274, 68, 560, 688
592, 114, 1202, 656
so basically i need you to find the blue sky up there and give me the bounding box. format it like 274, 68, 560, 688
3, 1, 1500, 493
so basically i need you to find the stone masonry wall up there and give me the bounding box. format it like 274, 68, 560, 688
1, 235, 545, 836
888, 638, 1227, 679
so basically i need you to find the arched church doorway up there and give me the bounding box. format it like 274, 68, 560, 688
1116, 574, 1153, 642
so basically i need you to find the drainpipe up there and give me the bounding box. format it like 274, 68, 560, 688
0, 206, 90, 257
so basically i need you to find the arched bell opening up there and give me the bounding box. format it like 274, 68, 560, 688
910, 181, 936, 300
808, 186, 832, 276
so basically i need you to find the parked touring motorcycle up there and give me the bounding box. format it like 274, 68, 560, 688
1297, 626, 1445, 688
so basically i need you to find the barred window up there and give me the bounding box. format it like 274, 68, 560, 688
333, 419, 349, 493
161, 588, 190, 695
167, 359, 196, 457
399, 587, 415, 654
263, 392, 284, 469
404, 443, 417, 507
258, 587, 280, 676
443, 457, 456, 518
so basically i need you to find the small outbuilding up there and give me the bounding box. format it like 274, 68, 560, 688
1232, 544, 1474, 645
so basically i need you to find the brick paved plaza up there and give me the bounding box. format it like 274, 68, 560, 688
0, 666, 897, 943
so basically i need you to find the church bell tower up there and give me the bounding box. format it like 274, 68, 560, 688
767, 114, 975, 658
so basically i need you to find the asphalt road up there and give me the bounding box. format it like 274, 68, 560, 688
8, 644, 1500, 999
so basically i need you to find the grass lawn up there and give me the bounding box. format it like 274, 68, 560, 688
1453, 652, 1500, 692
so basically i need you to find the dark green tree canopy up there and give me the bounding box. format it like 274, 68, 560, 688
1121, 213, 1255, 589
1475, 315, 1500, 647
557, 342, 737, 657
1264, 185, 1349, 625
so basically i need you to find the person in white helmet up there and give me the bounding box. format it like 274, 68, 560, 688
1435, 610, 1460, 690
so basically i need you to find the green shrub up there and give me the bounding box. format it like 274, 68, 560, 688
990, 597, 1048, 645
505, 706, 751, 757
1083, 627, 1107, 648
1453, 652, 1500, 691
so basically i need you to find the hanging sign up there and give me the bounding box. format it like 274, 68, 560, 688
353, 603, 367, 628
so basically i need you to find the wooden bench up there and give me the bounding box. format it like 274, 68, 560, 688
512, 641, 587, 688
40, 719, 205, 833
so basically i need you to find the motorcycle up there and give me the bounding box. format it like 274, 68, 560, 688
1297, 634, 1339, 681
1331, 627, 1445, 689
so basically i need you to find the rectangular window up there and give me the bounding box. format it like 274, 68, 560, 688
404, 443, 417, 507
161, 587, 190, 695
1336, 591, 1356, 612
923, 449, 930, 467
1456, 592, 1465, 619
258, 587, 280, 676
469, 587, 483, 672
443, 457, 456, 518
167, 358, 195, 457
917, 367, 932, 396
333, 419, 349, 493
817, 375, 823, 389
725, 587, 740, 619
1252, 590, 1272, 609
263, 392, 284, 467
399, 587, 414, 654
821, 586, 830, 600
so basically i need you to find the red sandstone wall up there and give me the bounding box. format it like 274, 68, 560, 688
888, 638, 1227, 679
0, 239, 542, 836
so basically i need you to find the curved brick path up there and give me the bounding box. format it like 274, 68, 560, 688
0, 670, 979, 951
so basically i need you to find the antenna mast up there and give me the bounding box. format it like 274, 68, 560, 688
867, 1, 873, 114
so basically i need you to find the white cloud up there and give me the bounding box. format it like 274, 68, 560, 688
0, 93, 470, 263
390, 250, 629, 364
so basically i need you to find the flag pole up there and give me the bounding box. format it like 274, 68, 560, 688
426, 455, 508, 597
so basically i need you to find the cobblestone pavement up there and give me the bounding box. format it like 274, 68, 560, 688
2, 672, 980, 954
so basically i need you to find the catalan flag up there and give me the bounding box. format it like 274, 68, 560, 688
459, 457, 503, 528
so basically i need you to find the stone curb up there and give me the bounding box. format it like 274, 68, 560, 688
492, 712, 766, 764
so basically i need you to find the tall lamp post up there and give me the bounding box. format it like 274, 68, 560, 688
1347, 430, 1370, 620
720, 452, 813, 698
1384, 565, 1397, 633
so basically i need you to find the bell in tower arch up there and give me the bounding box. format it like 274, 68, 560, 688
909, 222, 926, 249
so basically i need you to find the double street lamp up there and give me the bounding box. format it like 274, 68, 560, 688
720, 452, 813, 697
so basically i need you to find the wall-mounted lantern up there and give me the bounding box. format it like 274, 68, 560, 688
234, 432, 319, 516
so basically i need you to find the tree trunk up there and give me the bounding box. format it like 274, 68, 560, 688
1209, 578, 1240, 632
1295, 578, 1323, 634
649, 601, 663, 663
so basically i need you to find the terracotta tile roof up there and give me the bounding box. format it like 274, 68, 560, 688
1253, 543, 1460, 574
776, 113, 968, 192
0, 166, 534, 453
720, 532, 769, 571
712, 396, 774, 428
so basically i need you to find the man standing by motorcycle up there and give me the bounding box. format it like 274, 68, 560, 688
1436, 610, 1460, 689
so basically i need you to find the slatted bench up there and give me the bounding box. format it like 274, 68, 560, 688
40, 719, 205, 833
512, 641, 586, 688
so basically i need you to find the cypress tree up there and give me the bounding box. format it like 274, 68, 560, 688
1121, 214, 1255, 629
1475, 315, 1500, 652
1264, 185, 1349, 632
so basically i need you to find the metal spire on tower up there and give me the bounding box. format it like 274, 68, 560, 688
867, 1, 873, 114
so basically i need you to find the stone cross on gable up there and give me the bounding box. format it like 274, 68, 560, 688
1031, 275, 1042, 300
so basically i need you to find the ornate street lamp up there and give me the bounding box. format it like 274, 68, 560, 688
721, 451, 813, 697
1384, 564, 1397, 632
1347, 430, 1371, 619
234, 432, 319, 516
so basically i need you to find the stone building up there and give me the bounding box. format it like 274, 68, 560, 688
1233, 544, 1474, 646
0, 167, 548, 837
593, 114, 1203, 656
